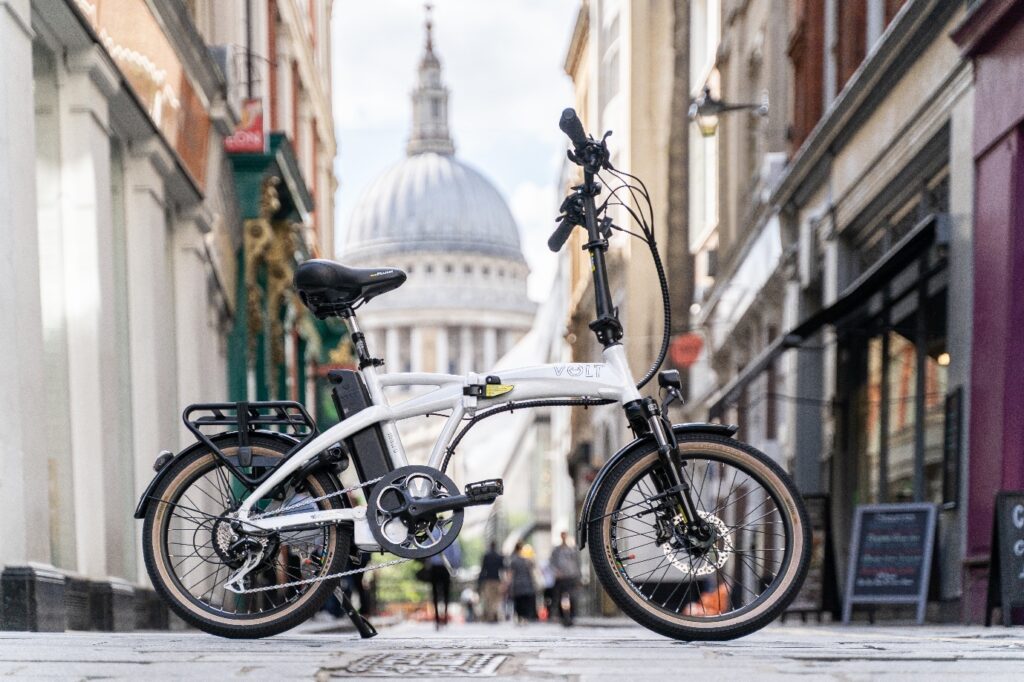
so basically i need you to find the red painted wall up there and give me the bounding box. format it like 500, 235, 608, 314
965, 11, 1024, 622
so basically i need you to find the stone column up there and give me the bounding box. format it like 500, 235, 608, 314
483, 327, 498, 371
385, 326, 400, 372
124, 141, 179, 583
0, 0, 51, 568
410, 327, 423, 373
34, 38, 77, 572
59, 46, 122, 579
460, 326, 473, 374
174, 210, 216, 436
435, 326, 449, 374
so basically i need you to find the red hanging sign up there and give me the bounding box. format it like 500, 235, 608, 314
225, 99, 265, 154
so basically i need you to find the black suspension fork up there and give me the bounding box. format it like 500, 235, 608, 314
627, 398, 707, 533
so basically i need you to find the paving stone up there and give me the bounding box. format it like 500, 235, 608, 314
1, 621, 1023, 679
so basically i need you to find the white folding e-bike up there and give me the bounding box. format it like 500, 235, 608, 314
138, 109, 809, 641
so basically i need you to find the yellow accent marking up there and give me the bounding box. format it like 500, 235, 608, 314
484, 384, 514, 398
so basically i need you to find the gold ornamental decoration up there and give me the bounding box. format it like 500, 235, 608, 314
243, 175, 298, 392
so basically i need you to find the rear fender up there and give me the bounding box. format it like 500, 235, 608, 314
575, 423, 738, 548
133, 430, 300, 519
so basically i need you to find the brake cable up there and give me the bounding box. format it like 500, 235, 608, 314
595, 170, 672, 392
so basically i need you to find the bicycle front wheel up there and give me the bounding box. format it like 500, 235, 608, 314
588, 433, 810, 641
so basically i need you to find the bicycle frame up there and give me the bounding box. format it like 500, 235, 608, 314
235, 318, 641, 548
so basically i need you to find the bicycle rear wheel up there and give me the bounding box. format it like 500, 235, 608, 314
587, 433, 809, 641
142, 434, 351, 638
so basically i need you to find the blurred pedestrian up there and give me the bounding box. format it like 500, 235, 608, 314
539, 561, 556, 621
550, 531, 581, 626
508, 541, 537, 623
427, 541, 462, 629
460, 586, 478, 622
478, 541, 505, 622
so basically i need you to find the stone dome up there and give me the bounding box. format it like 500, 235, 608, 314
343, 152, 525, 263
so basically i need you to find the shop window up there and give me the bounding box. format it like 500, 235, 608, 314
839, 251, 948, 507
788, 0, 826, 151
836, 0, 867, 92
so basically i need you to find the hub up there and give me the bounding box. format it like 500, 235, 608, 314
660, 511, 734, 577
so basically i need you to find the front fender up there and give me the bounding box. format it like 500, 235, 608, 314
575, 422, 738, 548
133, 431, 300, 519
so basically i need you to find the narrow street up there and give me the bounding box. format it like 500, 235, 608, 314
2, 621, 1023, 680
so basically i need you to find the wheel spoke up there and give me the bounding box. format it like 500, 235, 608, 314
602, 447, 798, 626
154, 450, 346, 621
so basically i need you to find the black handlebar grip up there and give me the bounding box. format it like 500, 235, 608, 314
548, 216, 576, 252
559, 108, 588, 149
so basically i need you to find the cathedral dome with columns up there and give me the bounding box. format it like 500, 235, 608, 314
341, 13, 536, 376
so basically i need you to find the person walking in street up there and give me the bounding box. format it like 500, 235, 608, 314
478, 541, 506, 622
427, 541, 462, 629
508, 541, 538, 623
550, 531, 582, 626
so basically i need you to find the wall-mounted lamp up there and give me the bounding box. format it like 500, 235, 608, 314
688, 86, 769, 137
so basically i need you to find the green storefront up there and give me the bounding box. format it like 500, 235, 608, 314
226, 133, 352, 424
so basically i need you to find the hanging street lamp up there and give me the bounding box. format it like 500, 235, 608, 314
689, 86, 769, 137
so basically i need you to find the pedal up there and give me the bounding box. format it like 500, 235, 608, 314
465, 478, 504, 503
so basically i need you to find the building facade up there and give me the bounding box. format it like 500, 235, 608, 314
0, 0, 335, 631
562, 0, 691, 614
339, 16, 569, 552
689, 0, 979, 621
342, 20, 535, 384
950, 0, 1024, 623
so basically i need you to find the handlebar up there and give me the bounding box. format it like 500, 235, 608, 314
559, 108, 589, 149
547, 216, 576, 253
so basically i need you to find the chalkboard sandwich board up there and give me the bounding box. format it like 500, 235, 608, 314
842, 503, 937, 625
785, 494, 838, 621
985, 491, 1024, 626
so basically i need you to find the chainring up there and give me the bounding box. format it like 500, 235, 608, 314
367, 465, 464, 559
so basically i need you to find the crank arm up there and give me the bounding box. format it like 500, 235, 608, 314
406, 479, 504, 520
406, 493, 494, 520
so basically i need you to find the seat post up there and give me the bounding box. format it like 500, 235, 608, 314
341, 309, 379, 371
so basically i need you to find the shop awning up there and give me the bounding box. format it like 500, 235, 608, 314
707, 213, 945, 419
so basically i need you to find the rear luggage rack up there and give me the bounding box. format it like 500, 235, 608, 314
183, 401, 318, 487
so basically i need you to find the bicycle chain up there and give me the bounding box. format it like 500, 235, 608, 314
231, 475, 413, 594
231, 556, 411, 594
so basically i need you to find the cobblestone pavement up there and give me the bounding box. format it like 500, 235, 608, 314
1, 620, 1023, 680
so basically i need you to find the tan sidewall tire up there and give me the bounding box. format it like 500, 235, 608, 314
142, 439, 349, 638
589, 435, 809, 640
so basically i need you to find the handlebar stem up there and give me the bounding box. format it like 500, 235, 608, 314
581, 171, 623, 348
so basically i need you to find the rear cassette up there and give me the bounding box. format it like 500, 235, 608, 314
367, 465, 464, 559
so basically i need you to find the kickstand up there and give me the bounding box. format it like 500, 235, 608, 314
334, 587, 377, 639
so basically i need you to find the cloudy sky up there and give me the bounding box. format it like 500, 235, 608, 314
330, 0, 580, 301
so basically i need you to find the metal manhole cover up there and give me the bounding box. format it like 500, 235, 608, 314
341, 652, 508, 677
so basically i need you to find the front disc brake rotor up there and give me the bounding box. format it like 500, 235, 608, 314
367, 465, 464, 559
661, 511, 734, 577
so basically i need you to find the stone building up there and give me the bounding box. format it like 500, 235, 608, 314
561, 0, 688, 614
338, 15, 572, 552
0, 0, 335, 631
688, 0, 977, 621
341, 19, 535, 382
